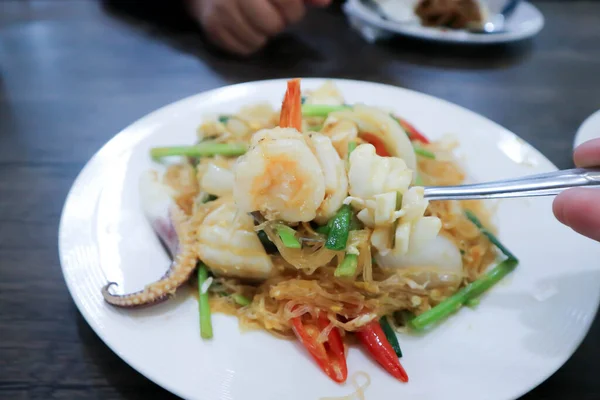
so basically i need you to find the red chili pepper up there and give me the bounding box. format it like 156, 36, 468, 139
393, 116, 430, 144
356, 320, 409, 382
291, 311, 348, 383
361, 133, 391, 157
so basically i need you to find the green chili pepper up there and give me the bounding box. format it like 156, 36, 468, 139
380, 316, 403, 358
325, 205, 352, 251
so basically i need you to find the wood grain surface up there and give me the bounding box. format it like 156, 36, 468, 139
0, 0, 599, 399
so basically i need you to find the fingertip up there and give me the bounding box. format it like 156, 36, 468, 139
573, 138, 600, 167
553, 188, 600, 242
552, 191, 567, 225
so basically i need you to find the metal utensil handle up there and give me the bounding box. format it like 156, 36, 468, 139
423, 168, 600, 201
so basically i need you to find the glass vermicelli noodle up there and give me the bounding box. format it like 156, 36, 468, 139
102, 79, 518, 386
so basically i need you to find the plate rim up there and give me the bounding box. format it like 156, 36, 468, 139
344, 0, 545, 44
59, 77, 599, 400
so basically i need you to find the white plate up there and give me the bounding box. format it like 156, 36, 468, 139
59, 79, 600, 400
344, 0, 544, 44
574, 109, 600, 150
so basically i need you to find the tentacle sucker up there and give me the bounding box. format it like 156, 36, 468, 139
101, 172, 200, 308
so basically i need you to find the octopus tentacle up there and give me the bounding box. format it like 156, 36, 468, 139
102, 207, 199, 308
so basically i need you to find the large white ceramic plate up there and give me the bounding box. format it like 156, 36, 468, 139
344, 0, 544, 44
59, 79, 600, 400
574, 109, 600, 150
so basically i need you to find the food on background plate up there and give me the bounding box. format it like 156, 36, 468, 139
101, 79, 518, 384
415, 0, 486, 29
370, 0, 490, 30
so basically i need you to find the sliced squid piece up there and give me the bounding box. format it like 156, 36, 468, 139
329, 104, 417, 173
196, 200, 274, 280
303, 81, 345, 106
376, 233, 464, 288
321, 119, 359, 160
348, 144, 413, 201
199, 163, 234, 197
308, 133, 348, 223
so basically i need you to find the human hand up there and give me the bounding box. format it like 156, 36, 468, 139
553, 138, 600, 242
187, 0, 332, 56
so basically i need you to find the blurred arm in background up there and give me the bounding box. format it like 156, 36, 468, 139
185, 0, 333, 56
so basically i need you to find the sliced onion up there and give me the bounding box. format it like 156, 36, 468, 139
263, 223, 337, 273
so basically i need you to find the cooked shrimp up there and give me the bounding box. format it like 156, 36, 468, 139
196, 200, 274, 280
233, 78, 347, 223
233, 128, 326, 222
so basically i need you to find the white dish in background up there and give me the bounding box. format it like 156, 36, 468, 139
344, 0, 544, 44
59, 79, 600, 400
574, 109, 600, 149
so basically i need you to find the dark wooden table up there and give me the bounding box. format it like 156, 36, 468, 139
1, 0, 599, 399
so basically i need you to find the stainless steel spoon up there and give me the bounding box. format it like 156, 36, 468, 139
423, 168, 600, 201
469, 0, 522, 34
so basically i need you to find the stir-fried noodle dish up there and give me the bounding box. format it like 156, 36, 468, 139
102, 79, 518, 384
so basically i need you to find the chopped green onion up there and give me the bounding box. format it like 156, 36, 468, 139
218, 115, 231, 124
347, 141, 357, 161
465, 210, 517, 260
414, 174, 424, 186
257, 230, 278, 253
203, 194, 218, 203
232, 293, 251, 307
275, 225, 301, 249
319, 205, 360, 237
309, 124, 324, 132
414, 146, 435, 159
334, 253, 358, 277
197, 263, 213, 339
301, 96, 307, 105
150, 142, 247, 160
465, 298, 480, 308
380, 316, 403, 358
410, 258, 518, 331
301, 104, 350, 118
325, 205, 353, 251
